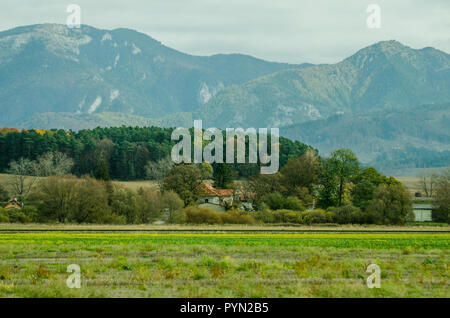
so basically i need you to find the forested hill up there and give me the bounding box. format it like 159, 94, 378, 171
0, 126, 310, 180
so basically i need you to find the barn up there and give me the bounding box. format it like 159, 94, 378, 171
4, 198, 23, 210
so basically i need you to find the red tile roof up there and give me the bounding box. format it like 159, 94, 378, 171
198, 184, 233, 197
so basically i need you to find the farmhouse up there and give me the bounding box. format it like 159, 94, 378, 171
4, 198, 23, 210
197, 184, 234, 212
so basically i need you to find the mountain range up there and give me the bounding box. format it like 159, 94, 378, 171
0, 24, 449, 175
0, 24, 307, 126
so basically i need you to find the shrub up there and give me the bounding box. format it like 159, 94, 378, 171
101, 213, 127, 225
220, 209, 256, 224
261, 192, 305, 211
184, 206, 223, 224
293, 186, 314, 207
250, 209, 275, 223
261, 192, 285, 210
21, 205, 39, 222
0, 208, 9, 223
328, 205, 362, 224
300, 209, 329, 225
6, 209, 32, 223
184, 207, 255, 224
284, 196, 305, 211
170, 210, 187, 224
272, 209, 302, 224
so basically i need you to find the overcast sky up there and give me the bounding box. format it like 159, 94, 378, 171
0, 0, 448, 64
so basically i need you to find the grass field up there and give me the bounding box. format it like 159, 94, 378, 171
0, 173, 160, 193
395, 177, 421, 194
0, 232, 448, 298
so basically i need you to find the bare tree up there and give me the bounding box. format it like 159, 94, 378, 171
6, 151, 73, 199
435, 168, 450, 188
6, 158, 39, 198
145, 156, 174, 190
36, 151, 74, 177
418, 171, 438, 197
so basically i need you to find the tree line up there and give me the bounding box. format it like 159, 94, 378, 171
0, 126, 309, 180
0, 126, 448, 225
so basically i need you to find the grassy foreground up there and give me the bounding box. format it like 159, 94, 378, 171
0, 232, 448, 298
1, 223, 449, 231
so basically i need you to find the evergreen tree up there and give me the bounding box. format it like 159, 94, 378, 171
95, 158, 110, 181
213, 163, 233, 188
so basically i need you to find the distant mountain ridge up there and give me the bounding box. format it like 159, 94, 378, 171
1, 24, 449, 174
281, 102, 450, 162
0, 23, 307, 126
198, 40, 450, 128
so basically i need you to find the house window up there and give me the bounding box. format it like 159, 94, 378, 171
205, 199, 209, 203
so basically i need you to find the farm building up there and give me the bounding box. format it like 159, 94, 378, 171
4, 198, 23, 210
197, 184, 234, 212
412, 197, 435, 222
233, 188, 255, 211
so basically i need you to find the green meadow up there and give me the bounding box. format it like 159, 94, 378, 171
0, 232, 448, 298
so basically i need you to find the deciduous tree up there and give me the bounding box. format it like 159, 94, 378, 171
6, 158, 39, 199
366, 184, 413, 225
162, 164, 204, 206
281, 149, 319, 192
328, 149, 359, 206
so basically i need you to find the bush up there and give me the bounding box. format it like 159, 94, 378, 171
6, 209, 33, 223
184, 206, 223, 224
261, 192, 305, 211
284, 196, 305, 211
261, 192, 285, 210
21, 205, 39, 222
170, 210, 187, 224
251, 209, 275, 223
0, 207, 34, 223
250, 209, 303, 224
0, 208, 9, 223
220, 209, 256, 224
328, 205, 363, 224
101, 213, 127, 225
272, 209, 302, 224
300, 209, 330, 225
184, 207, 255, 224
